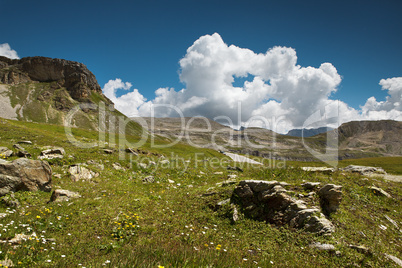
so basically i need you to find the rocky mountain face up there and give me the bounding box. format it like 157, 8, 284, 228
336, 120, 402, 156
0, 56, 144, 135
139, 117, 402, 161
0, 56, 102, 101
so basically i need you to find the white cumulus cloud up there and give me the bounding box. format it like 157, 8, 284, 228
360, 77, 402, 121
103, 79, 146, 117
0, 43, 20, 59
103, 33, 401, 133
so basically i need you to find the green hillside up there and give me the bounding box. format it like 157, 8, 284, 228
0, 118, 401, 267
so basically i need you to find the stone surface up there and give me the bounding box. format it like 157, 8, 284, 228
349, 245, 371, 255
217, 178, 237, 187
49, 189, 81, 202
385, 254, 402, 267
69, 164, 97, 182
38, 146, 65, 160
368, 186, 392, 198
309, 242, 336, 252
142, 176, 155, 183
0, 258, 13, 267
343, 165, 386, 175
301, 182, 321, 190
0, 56, 102, 100
17, 151, 31, 158
15, 144, 31, 158
138, 163, 147, 169
216, 198, 230, 209
232, 180, 335, 235
302, 167, 335, 173
1, 192, 20, 207
112, 162, 125, 171
0, 147, 13, 158
18, 140, 32, 145
103, 149, 114, 154
0, 158, 52, 196
317, 184, 343, 216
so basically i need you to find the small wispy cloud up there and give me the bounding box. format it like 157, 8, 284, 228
0, 43, 20, 59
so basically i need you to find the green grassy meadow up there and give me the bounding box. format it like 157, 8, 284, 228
0, 118, 401, 267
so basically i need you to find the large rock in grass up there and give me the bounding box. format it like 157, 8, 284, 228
232, 180, 335, 235
69, 164, 97, 181
0, 158, 52, 196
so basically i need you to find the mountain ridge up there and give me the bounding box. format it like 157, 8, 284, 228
286, 127, 334, 137
0, 56, 103, 101
0, 56, 142, 135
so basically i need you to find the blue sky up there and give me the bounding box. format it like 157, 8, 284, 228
1, 0, 401, 132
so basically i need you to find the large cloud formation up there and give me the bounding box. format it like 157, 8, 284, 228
0, 43, 19, 59
104, 33, 401, 133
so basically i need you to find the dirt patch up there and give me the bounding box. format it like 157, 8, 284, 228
0, 85, 17, 119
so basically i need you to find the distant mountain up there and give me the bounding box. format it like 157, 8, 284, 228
335, 120, 402, 156
286, 127, 334, 137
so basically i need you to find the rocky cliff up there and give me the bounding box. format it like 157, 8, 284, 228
0, 56, 143, 135
330, 120, 402, 157
0, 56, 101, 101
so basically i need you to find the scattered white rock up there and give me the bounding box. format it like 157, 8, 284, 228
112, 162, 125, 171
18, 140, 32, 145
343, 165, 386, 175
369, 186, 392, 198
0, 147, 13, 158
309, 242, 336, 252
69, 165, 97, 182
302, 167, 335, 173
142, 176, 155, 183
384, 215, 400, 230
385, 254, 402, 267
103, 149, 114, 154
0, 258, 13, 267
138, 163, 147, 169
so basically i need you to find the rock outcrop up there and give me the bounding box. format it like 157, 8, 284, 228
49, 189, 81, 202
342, 165, 386, 176
0, 158, 52, 196
0, 147, 13, 158
69, 164, 97, 182
317, 184, 343, 216
231, 180, 335, 235
38, 146, 65, 160
0, 56, 102, 101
